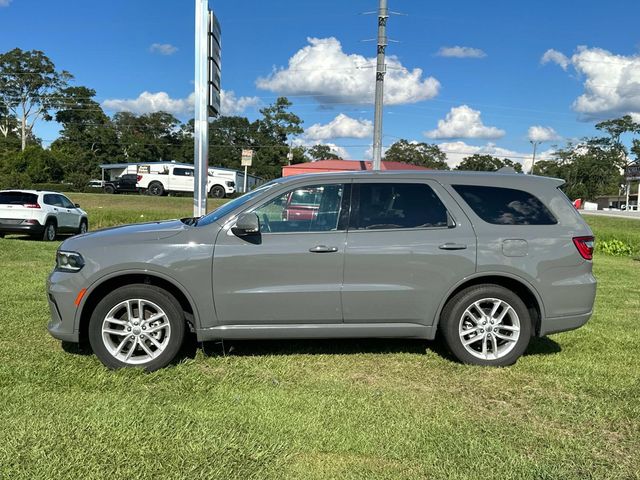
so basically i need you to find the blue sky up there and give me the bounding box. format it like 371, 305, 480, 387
2, 0, 640, 168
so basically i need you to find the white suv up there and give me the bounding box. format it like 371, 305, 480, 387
0, 190, 88, 241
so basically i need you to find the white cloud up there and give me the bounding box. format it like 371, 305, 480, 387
424, 105, 505, 139
305, 114, 372, 141
540, 49, 570, 70
0, 0, 11, 6
543, 46, 640, 120
220, 90, 260, 115
438, 141, 553, 172
103, 91, 194, 116
256, 37, 440, 105
528, 125, 561, 142
437, 46, 486, 59
103, 90, 259, 117
150, 43, 178, 56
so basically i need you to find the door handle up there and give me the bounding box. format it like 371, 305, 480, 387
309, 245, 339, 253
439, 243, 467, 250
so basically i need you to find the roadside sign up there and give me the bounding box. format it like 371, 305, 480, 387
625, 164, 640, 181
207, 10, 222, 117
241, 149, 254, 167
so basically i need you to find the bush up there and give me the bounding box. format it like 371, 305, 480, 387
597, 239, 633, 257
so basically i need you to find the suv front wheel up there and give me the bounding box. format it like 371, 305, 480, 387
88, 284, 185, 371
440, 284, 532, 366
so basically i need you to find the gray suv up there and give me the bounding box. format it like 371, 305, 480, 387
47, 171, 596, 370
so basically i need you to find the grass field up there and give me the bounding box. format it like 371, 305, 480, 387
0, 194, 639, 479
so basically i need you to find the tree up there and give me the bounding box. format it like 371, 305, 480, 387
0, 48, 72, 150
533, 141, 622, 201
258, 97, 303, 143
306, 144, 342, 161
384, 139, 449, 169
456, 154, 523, 173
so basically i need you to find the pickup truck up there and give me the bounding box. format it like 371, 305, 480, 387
137, 165, 235, 198
103, 174, 139, 194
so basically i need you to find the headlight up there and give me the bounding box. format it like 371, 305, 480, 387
56, 251, 85, 272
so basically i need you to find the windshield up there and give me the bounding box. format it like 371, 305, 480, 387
196, 181, 279, 227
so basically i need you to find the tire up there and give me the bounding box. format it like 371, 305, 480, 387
209, 185, 225, 199
88, 284, 185, 371
42, 220, 57, 242
148, 182, 164, 196
440, 284, 532, 366
77, 219, 88, 235
0, 233, 4, 239
104, 185, 116, 194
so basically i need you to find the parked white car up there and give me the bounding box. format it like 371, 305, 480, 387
137, 165, 235, 198
0, 190, 88, 241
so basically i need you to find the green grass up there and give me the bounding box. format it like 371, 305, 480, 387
0, 196, 639, 479
585, 215, 640, 255
63, 192, 228, 230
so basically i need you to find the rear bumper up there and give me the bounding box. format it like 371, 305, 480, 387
0, 221, 43, 235
539, 311, 592, 336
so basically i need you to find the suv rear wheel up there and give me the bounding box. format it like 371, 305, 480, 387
88, 284, 185, 371
42, 220, 57, 241
440, 284, 532, 366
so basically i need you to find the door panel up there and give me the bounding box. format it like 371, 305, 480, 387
342, 180, 477, 325
212, 182, 349, 325
213, 230, 346, 324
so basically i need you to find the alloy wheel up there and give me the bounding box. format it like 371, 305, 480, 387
101, 298, 172, 365
458, 297, 521, 360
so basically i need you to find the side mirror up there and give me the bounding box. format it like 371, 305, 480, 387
75, 203, 81, 208
232, 213, 260, 237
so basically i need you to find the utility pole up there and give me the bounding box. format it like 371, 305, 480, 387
529, 140, 540, 175
372, 0, 388, 171
193, 0, 209, 217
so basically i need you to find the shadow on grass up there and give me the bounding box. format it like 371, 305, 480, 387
202, 337, 454, 361
61, 332, 562, 366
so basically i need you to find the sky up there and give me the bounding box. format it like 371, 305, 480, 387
2, 0, 640, 169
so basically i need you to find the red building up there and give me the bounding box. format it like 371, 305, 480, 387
282, 159, 429, 177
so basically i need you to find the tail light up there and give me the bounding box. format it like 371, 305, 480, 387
573, 236, 595, 260
137, 175, 142, 182
23, 203, 40, 209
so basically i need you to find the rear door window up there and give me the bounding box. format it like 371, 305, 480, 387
350, 183, 449, 230
43, 194, 64, 207
453, 185, 557, 225
174, 168, 194, 177
0, 192, 38, 205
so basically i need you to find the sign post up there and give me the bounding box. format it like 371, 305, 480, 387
241, 149, 253, 193
193, 0, 221, 217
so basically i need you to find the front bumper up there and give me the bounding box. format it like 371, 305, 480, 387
539, 311, 592, 336
46, 273, 81, 343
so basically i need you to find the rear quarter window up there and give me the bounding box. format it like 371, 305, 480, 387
0, 192, 38, 205
452, 185, 557, 225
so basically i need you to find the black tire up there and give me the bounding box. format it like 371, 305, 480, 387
77, 219, 88, 235
148, 182, 164, 196
104, 185, 116, 194
88, 284, 185, 371
440, 284, 532, 367
209, 185, 225, 199
0, 233, 4, 239
42, 220, 57, 241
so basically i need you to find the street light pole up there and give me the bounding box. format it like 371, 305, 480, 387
193, 0, 209, 217
529, 140, 540, 175
372, 0, 388, 171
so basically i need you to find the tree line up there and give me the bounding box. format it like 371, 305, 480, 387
1, 48, 638, 200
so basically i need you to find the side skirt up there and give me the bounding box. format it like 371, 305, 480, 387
196, 323, 436, 342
